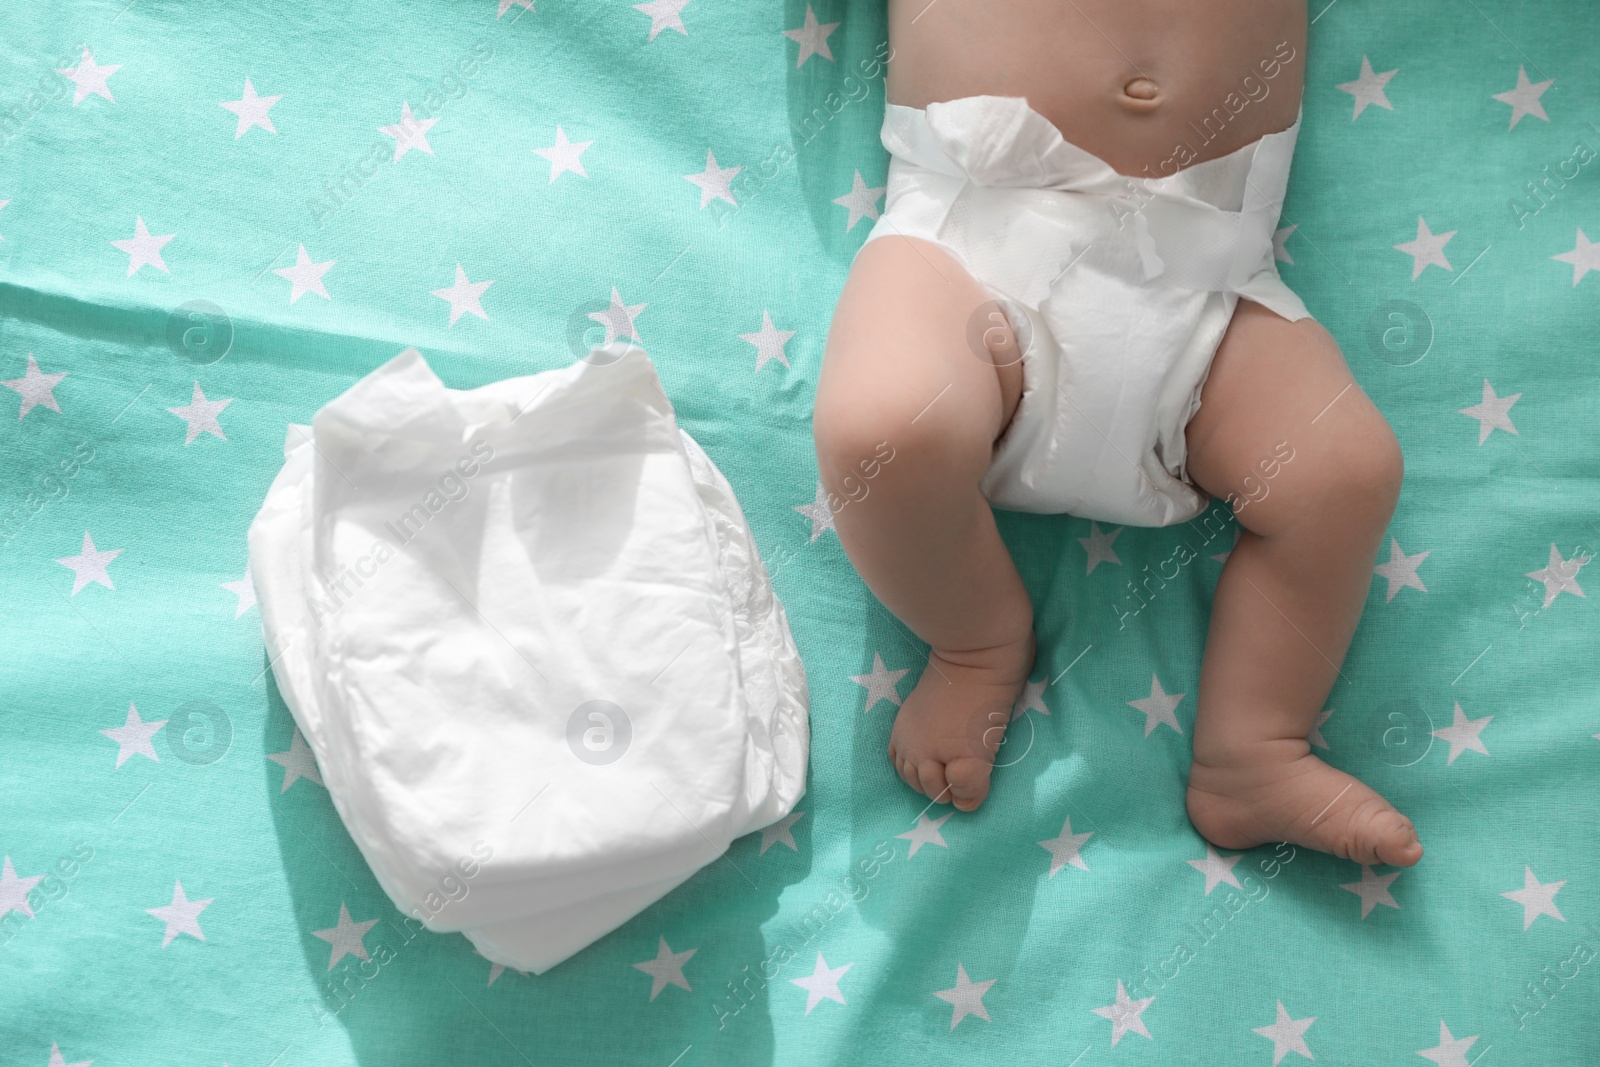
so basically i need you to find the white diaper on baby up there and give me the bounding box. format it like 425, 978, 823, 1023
862, 95, 1311, 526
247, 345, 808, 974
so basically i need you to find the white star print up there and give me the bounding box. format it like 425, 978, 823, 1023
1187, 844, 1244, 895
1417, 1021, 1479, 1067
588, 286, 646, 344
221, 567, 257, 618
897, 811, 952, 859
1077, 521, 1122, 574
740, 310, 796, 371
759, 810, 805, 855
57, 532, 123, 595
1525, 543, 1588, 609
1307, 708, 1335, 750
1038, 816, 1093, 877
312, 902, 379, 969
274, 245, 335, 303
0, 198, 8, 240
684, 149, 741, 208
431, 264, 494, 325
1431, 702, 1492, 764
0, 856, 45, 920
267, 728, 324, 793
933, 964, 995, 1029
832, 170, 886, 231
1336, 56, 1397, 119
850, 652, 908, 712
45, 1042, 92, 1067
782, 4, 840, 67
111, 217, 174, 276
794, 481, 836, 541
1373, 537, 1429, 602
1492, 66, 1553, 130
634, 0, 691, 41
1340, 864, 1401, 919
167, 382, 232, 445
57, 47, 120, 105
146, 880, 213, 947
1501, 866, 1565, 930
379, 102, 438, 161
1127, 674, 1184, 736
219, 78, 281, 139
1253, 1001, 1315, 1065
1273, 224, 1298, 265
1394, 217, 1455, 279
534, 126, 592, 183
632, 936, 696, 999
791, 952, 851, 1013
1092, 980, 1154, 1045
3, 353, 67, 418
1012, 677, 1050, 720
1552, 228, 1600, 285
1458, 379, 1520, 444
497, 0, 533, 16
100, 702, 166, 768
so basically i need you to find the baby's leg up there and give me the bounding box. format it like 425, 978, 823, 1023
1182, 301, 1422, 867
814, 234, 1034, 812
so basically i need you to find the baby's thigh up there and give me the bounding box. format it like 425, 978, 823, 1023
815, 235, 1023, 482
1183, 300, 1404, 536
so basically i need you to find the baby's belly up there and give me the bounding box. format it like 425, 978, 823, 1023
885, 0, 1306, 177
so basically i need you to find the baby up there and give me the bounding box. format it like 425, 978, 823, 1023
814, 0, 1423, 868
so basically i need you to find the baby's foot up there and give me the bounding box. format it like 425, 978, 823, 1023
1186, 742, 1423, 867
888, 632, 1036, 812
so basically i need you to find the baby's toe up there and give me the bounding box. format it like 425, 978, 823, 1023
917, 760, 951, 805
945, 756, 993, 812
1344, 801, 1420, 867
1374, 812, 1423, 868
891, 753, 916, 792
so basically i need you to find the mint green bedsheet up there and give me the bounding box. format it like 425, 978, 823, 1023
2, 0, 1597, 1063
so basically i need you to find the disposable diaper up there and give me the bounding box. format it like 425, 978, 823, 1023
247, 345, 808, 974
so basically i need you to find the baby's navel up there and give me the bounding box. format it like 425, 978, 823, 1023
1119, 76, 1162, 112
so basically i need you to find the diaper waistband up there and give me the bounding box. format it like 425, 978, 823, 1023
878, 95, 1309, 320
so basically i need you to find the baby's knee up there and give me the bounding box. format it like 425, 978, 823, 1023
1240, 402, 1404, 537
1266, 408, 1403, 536
813, 391, 888, 478
814, 386, 991, 491
1327, 410, 1404, 513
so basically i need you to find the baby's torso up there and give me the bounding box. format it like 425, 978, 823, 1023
885, 0, 1307, 178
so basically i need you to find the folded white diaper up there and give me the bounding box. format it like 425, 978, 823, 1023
862, 94, 1311, 526
248, 345, 808, 974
